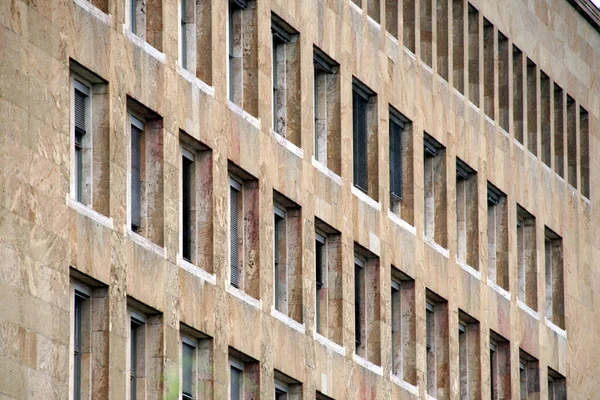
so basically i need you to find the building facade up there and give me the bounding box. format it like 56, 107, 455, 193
0, 0, 599, 398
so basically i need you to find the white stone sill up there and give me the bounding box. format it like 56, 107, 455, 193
176, 65, 215, 97
545, 318, 567, 338
124, 227, 166, 259
271, 308, 306, 334
385, 31, 399, 46
403, 47, 417, 61
226, 285, 262, 310
542, 163, 552, 174
311, 158, 342, 186
422, 62, 433, 75
427, 395, 439, 400
352, 353, 383, 376
499, 127, 509, 138
582, 195, 590, 205
468, 101, 480, 112
314, 332, 346, 356
177, 256, 216, 285
349, 0, 363, 14
423, 236, 449, 259
486, 278, 511, 301
484, 114, 495, 126
227, 100, 261, 129
66, 196, 114, 230
271, 130, 304, 159
390, 374, 419, 396
517, 298, 539, 320
367, 15, 381, 30
456, 257, 481, 280
351, 186, 381, 211
514, 138, 525, 151
123, 27, 166, 64
453, 87, 465, 101
73, 0, 113, 25
388, 210, 416, 236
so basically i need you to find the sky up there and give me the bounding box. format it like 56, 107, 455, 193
593, 0, 600, 8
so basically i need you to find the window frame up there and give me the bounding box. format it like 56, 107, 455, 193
181, 335, 198, 400
181, 147, 195, 263
71, 283, 91, 400
273, 204, 287, 313
229, 176, 243, 288
70, 75, 92, 206
128, 309, 147, 400
128, 113, 146, 233
354, 255, 366, 349
315, 231, 327, 334
389, 108, 405, 201
352, 84, 371, 193
229, 357, 245, 400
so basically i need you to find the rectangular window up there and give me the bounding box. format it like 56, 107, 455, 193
354, 246, 381, 366
566, 95, 577, 188
468, 4, 480, 107
385, 0, 398, 38
272, 15, 300, 145
540, 72, 551, 166
128, 100, 164, 246
483, 18, 494, 118
580, 107, 590, 198
545, 228, 564, 328
527, 59, 538, 155
129, 311, 145, 400
70, 63, 109, 215
389, 109, 414, 223
178, 0, 203, 75
274, 371, 302, 399
420, 0, 433, 66
437, 0, 449, 80
520, 351, 540, 400
456, 159, 478, 268
426, 292, 449, 398
228, 165, 259, 298
70, 276, 109, 400
452, 0, 465, 94
126, 0, 163, 50
403, 0, 416, 52
513, 46, 524, 143
179, 328, 213, 400
275, 380, 288, 400
547, 368, 566, 400
227, 0, 258, 116
313, 47, 341, 174
352, 78, 378, 200
498, 31, 509, 131
458, 313, 480, 399
517, 205, 537, 310
181, 336, 196, 400
554, 85, 565, 178
367, 0, 380, 22
314, 220, 342, 344
273, 193, 303, 323
390, 269, 416, 385
490, 332, 511, 400
181, 148, 195, 263
487, 183, 508, 290
229, 349, 260, 400
424, 134, 447, 248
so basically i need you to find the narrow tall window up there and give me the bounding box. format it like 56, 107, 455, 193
452, 0, 465, 94
517, 206, 537, 310
547, 368, 566, 400
273, 194, 303, 323
129, 313, 145, 400
367, 0, 380, 22
181, 148, 194, 263
352, 78, 378, 200
566, 95, 577, 188
554, 85, 565, 178
228, 1, 244, 103
130, 116, 144, 233
490, 332, 511, 400
127, 0, 139, 34
498, 31, 509, 131
545, 228, 564, 329
483, 18, 494, 118
272, 15, 300, 143
230, 178, 242, 288
126, 0, 163, 50
385, 0, 398, 38
458, 314, 480, 399
424, 134, 447, 247
181, 337, 196, 400
229, 350, 260, 400
426, 302, 436, 396
456, 159, 478, 268
437, 0, 449, 80
179, 0, 188, 67
527, 59, 538, 155
580, 107, 590, 198
468, 4, 480, 107
389, 109, 404, 204
487, 183, 508, 290
313, 48, 341, 174
73, 80, 89, 204
389, 109, 414, 223
354, 246, 381, 365
458, 322, 468, 398
490, 341, 498, 399
520, 352, 540, 400
229, 359, 244, 400
73, 289, 89, 400
426, 293, 449, 398
403, 0, 416, 52
540, 72, 551, 166
420, 0, 433, 66
513, 46, 524, 143
315, 232, 326, 335
390, 269, 416, 384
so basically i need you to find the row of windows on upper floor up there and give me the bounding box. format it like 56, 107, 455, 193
76, 0, 592, 201
70, 57, 566, 332
70, 273, 567, 400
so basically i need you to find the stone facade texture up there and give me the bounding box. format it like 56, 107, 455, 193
0, 0, 599, 399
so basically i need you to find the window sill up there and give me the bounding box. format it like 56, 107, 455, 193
403, 47, 417, 61
177, 256, 216, 285
351, 186, 381, 211
176, 65, 215, 97
422, 62, 433, 75
124, 227, 166, 259
385, 31, 399, 46
545, 318, 567, 338
367, 15, 381, 30
499, 126, 509, 138
517, 298, 539, 320
352, 353, 383, 376
67, 196, 114, 230
484, 113, 495, 126
513, 138, 525, 151
271, 130, 304, 159
226, 285, 262, 310
348, 0, 363, 14
227, 100, 261, 129
73, 0, 112, 25
456, 257, 481, 280
314, 332, 345, 356
123, 26, 166, 64
468, 100, 480, 112
582, 195, 590, 205
387, 210, 416, 236
271, 308, 305, 334
423, 236, 449, 258
390, 374, 419, 396
311, 158, 342, 186
486, 278, 511, 301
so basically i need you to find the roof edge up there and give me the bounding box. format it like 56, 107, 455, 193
566, 0, 600, 32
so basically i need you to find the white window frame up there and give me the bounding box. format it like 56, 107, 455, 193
354, 255, 366, 351
127, 113, 145, 231
273, 204, 287, 313
180, 334, 198, 400
229, 357, 245, 400
390, 278, 401, 377
178, 0, 186, 67
180, 146, 195, 262
69, 281, 91, 400
128, 308, 147, 400
315, 230, 327, 333
70, 75, 92, 205
229, 176, 243, 287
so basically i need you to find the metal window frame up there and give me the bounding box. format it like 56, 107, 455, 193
181, 146, 195, 263
229, 176, 243, 288
229, 357, 245, 400
456, 158, 475, 181
181, 335, 197, 400
424, 135, 443, 157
